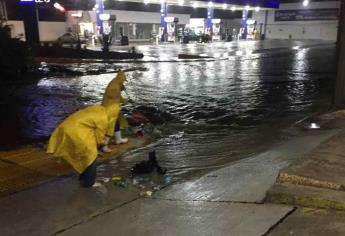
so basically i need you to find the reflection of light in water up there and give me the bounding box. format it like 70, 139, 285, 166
251, 60, 258, 68
78, 74, 112, 100
292, 46, 300, 50
186, 44, 196, 48
287, 48, 313, 109
204, 61, 216, 82
309, 123, 320, 129
37, 78, 58, 87
159, 63, 173, 85
293, 49, 308, 79
220, 59, 227, 67
236, 51, 244, 56
177, 65, 186, 84
137, 45, 150, 51
188, 46, 197, 54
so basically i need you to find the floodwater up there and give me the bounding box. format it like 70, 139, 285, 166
0, 40, 336, 179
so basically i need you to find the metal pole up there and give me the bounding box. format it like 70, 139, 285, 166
241, 10, 248, 40
263, 10, 269, 39
332, 0, 345, 109
160, 1, 167, 42
21, 2, 40, 44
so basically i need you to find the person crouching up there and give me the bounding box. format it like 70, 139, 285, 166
47, 103, 120, 188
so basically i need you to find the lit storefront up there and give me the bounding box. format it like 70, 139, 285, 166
66, 9, 189, 43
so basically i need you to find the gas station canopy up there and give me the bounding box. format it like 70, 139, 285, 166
112, 0, 280, 10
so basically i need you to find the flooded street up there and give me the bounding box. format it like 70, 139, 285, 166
0, 40, 336, 179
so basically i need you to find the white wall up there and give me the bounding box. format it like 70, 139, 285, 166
5, 21, 25, 40
5, 20, 67, 42
253, 1, 340, 41
67, 10, 190, 25
105, 10, 190, 25
39, 22, 67, 41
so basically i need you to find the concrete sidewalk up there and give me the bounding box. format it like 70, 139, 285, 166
0, 128, 336, 236
2, 117, 345, 235
55, 130, 336, 236
266, 111, 345, 210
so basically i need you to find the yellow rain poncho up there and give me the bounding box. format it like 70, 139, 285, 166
47, 104, 120, 173
102, 70, 129, 133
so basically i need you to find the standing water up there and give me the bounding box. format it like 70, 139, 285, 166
0, 40, 336, 179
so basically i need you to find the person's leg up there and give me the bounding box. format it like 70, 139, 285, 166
114, 118, 120, 132
79, 161, 97, 188
114, 118, 128, 144
101, 119, 121, 153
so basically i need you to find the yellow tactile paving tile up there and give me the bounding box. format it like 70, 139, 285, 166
0, 161, 51, 197
0, 147, 37, 161
1, 149, 73, 177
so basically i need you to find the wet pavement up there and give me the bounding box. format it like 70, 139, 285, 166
59, 199, 293, 236
0, 128, 335, 236
0, 40, 336, 181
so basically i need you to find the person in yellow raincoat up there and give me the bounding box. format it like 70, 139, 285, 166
47, 104, 120, 188
101, 70, 129, 152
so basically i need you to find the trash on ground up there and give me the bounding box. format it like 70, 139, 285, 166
132, 179, 139, 185
153, 186, 160, 191
164, 176, 172, 184
112, 176, 123, 181
140, 191, 153, 197
112, 176, 127, 188
97, 177, 110, 183
131, 151, 167, 175
92, 182, 103, 188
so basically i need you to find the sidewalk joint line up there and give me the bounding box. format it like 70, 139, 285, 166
52, 196, 141, 236
262, 207, 297, 236
151, 197, 264, 205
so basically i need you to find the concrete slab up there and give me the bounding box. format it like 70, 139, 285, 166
277, 130, 345, 189
268, 208, 345, 236
0, 176, 140, 236
58, 198, 294, 236
154, 131, 337, 203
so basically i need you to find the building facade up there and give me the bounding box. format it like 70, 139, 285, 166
253, 1, 340, 41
